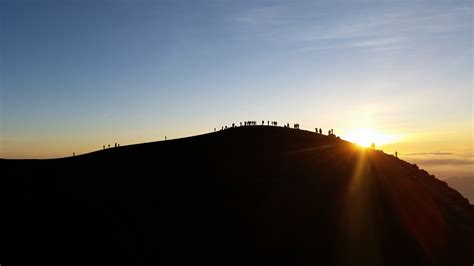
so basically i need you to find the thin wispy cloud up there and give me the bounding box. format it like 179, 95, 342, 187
232, 2, 472, 51
410, 158, 474, 166
233, 5, 288, 26
350, 37, 404, 48
403, 152, 453, 156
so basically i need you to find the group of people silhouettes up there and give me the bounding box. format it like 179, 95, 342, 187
211, 120, 344, 145
233, 121, 280, 127
215, 121, 339, 134
223, 120, 285, 129
103, 143, 120, 150
217, 120, 338, 136
313, 127, 335, 136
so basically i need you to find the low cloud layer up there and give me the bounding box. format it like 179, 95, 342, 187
408, 158, 473, 166
401, 152, 473, 180
403, 152, 453, 156
401, 152, 474, 203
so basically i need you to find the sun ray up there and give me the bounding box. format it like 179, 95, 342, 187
338, 148, 381, 265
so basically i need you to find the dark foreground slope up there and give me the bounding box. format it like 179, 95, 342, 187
2, 126, 473, 265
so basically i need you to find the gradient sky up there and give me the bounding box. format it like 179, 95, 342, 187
0, 0, 472, 165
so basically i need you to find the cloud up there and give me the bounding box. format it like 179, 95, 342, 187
317, 6, 470, 38
403, 152, 453, 156
233, 5, 287, 25
409, 158, 473, 166
444, 176, 474, 203
350, 37, 405, 48
402, 152, 474, 166
402, 151, 474, 180
315, 6, 470, 51
231, 2, 472, 52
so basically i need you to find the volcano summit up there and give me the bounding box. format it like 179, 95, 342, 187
4, 126, 473, 265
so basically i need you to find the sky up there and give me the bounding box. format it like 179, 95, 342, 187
0, 0, 472, 178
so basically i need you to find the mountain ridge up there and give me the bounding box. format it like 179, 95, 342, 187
3, 126, 473, 265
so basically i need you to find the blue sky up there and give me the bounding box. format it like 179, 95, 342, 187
0, 0, 472, 159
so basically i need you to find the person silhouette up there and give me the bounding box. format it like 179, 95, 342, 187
319, 128, 322, 134
103, 145, 105, 150
395, 151, 398, 158
108, 144, 110, 148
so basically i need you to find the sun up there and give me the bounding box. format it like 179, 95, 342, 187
344, 128, 396, 148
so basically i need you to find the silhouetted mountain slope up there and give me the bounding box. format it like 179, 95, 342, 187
445, 176, 474, 204
3, 126, 473, 265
